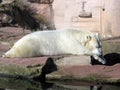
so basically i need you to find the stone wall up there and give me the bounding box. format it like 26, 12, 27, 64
53, 0, 120, 38
107, 0, 120, 37
1, 0, 120, 37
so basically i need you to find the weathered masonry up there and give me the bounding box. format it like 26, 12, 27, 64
53, 0, 120, 38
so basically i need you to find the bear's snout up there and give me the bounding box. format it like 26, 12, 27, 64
92, 48, 102, 56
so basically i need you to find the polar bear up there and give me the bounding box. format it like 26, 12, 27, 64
3, 28, 106, 64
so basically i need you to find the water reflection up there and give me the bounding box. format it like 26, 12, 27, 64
0, 77, 119, 90
90, 85, 102, 90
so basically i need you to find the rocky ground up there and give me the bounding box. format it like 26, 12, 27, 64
0, 27, 120, 83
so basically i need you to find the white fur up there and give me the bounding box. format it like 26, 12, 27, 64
3, 28, 106, 64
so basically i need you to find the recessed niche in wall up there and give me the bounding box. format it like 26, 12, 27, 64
79, 1, 92, 18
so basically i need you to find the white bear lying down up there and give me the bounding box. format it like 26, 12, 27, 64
3, 28, 106, 64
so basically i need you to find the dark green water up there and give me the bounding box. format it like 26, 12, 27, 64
0, 77, 119, 90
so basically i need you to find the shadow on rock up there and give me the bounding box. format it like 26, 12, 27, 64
33, 57, 57, 82
91, 53, 120, 66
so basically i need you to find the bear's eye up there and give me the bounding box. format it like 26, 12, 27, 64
86, 36, 91, 41
87, 36, 91, 39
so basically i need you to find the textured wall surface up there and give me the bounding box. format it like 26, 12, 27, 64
53, 0, 120, 38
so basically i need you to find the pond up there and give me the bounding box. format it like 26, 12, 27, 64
0, 77, 119, 90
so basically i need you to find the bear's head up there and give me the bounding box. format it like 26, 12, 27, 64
82, 33, 106, 64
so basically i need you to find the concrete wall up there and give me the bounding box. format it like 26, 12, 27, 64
106, 0, 120, 37
53, 0, 120, 38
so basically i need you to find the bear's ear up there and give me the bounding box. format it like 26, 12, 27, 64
81, 35, 92, 46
